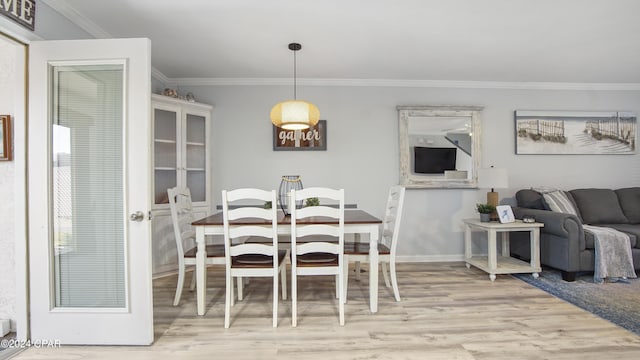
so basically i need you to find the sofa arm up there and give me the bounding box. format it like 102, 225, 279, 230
512, 207, 585, 250
511, 207, 586, 274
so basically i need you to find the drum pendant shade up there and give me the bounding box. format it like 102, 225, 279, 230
270, 43, 319, 130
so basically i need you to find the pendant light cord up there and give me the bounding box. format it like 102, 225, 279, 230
293, 49, 297, 100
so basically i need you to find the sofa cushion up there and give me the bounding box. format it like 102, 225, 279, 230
570, 188, 628, 225
516, 189, 546, 210
615, 187, 640, 224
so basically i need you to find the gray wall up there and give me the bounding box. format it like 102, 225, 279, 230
180, 84, 640, 261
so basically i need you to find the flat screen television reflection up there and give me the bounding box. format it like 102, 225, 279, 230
414, 146, 457, 174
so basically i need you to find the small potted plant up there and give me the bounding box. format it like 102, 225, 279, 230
304, 197, 320, 207
476, 203, 496, 222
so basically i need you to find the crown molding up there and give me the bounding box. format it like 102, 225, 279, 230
151, 67, 174, 86
42, 0, 111, 39
173, 77, 640, 91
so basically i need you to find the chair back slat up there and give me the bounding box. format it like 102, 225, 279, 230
295, 224, 341, 238
228, 225, 274, 239
229, 243, 274, 257
222, 188, 279, 261
168, 187, 196, 258
228, 207, 272, 221
297, 242, 340, 255
380, 185, 406, 252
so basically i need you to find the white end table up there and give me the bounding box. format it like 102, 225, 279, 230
463, 219, 543, 281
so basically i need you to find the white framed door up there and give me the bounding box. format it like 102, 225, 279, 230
28, 38, 153, 345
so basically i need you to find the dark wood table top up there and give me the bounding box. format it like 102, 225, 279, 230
193, 209, 381, 226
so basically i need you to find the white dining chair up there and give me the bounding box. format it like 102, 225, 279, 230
222, 188, 287, 328
168, 186, 225, 306
290, 187, 345, 326
344, 185, 405, 302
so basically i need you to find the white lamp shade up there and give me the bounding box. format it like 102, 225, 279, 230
270, 100, 320, 130
477, 167, 509, 189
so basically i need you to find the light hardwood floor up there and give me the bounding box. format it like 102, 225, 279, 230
13, 262, 640, 359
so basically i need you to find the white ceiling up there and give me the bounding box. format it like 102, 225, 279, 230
48, 0, 640, 84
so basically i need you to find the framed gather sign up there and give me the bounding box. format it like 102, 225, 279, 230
273, 120, 327, 151
0, 115, 12, 161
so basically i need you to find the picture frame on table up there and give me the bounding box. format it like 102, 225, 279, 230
0, 115, 12, 161
496, 205, 515, 224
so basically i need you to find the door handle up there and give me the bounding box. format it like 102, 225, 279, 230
130, 211, 145, 222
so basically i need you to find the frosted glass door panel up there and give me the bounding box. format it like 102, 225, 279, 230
154, 109, 177, 141
51, 65, 125, 308
186, 144, 205, 169
155, 170, 176, 204
154, 108, 177, 205
154, 142, 177, 168
186, 113, 205, 144
186, 113, 206, 202
187, 171, 206, 202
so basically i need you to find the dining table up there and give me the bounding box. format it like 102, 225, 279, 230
191, 209, 383, 316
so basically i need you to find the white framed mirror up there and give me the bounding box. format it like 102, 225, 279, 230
397, 105, 483, 188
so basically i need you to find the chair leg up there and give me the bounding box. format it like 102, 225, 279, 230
338, 268, 345, 326
224, 271, 232, 328
173, 264, 186, 306
292, 271, 297, 327
272, 272, 278, 328
355, 261, 361, 281
189, 268, 196, 291
280, 264, 287, 300
390, 260, 401, 302
381, 261, 391, 288
335, 274, 339, 299
343, 262, 349, 304
230, 273, 235, 307
237, 277, 243, 301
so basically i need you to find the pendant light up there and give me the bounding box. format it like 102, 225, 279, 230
270, 43, 320, 130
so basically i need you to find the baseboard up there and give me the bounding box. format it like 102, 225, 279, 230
395, 254, 466, 263
153, 255, 469, 279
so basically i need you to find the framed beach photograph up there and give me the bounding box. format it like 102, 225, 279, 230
0, 115, 12, 161
496, 205, 515, 224
515, 110, 637, 155
273, 119, 327, 151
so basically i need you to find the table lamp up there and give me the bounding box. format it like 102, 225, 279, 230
477, 166, 509, 220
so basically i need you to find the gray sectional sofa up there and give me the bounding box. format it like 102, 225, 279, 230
510, 187, 640, 281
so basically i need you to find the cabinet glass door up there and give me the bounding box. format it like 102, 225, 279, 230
185, 113, 206, 202
154, 108, 178, 204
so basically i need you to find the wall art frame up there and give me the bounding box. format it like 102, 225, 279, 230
0, 115, 12, 161
273, 119, 327, 151
515, 110, 637, 155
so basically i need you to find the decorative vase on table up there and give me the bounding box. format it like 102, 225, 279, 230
278, 175, 303, 215
480, 213, 491, 222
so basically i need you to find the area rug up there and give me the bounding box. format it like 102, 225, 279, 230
513, 269, 640, 336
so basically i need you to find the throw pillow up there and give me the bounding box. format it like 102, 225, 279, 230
542, 190, 580, 217
516, 189, 546, 210
570, 188, 629, 225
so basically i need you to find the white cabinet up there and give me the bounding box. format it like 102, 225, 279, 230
151, 94, 212, 275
